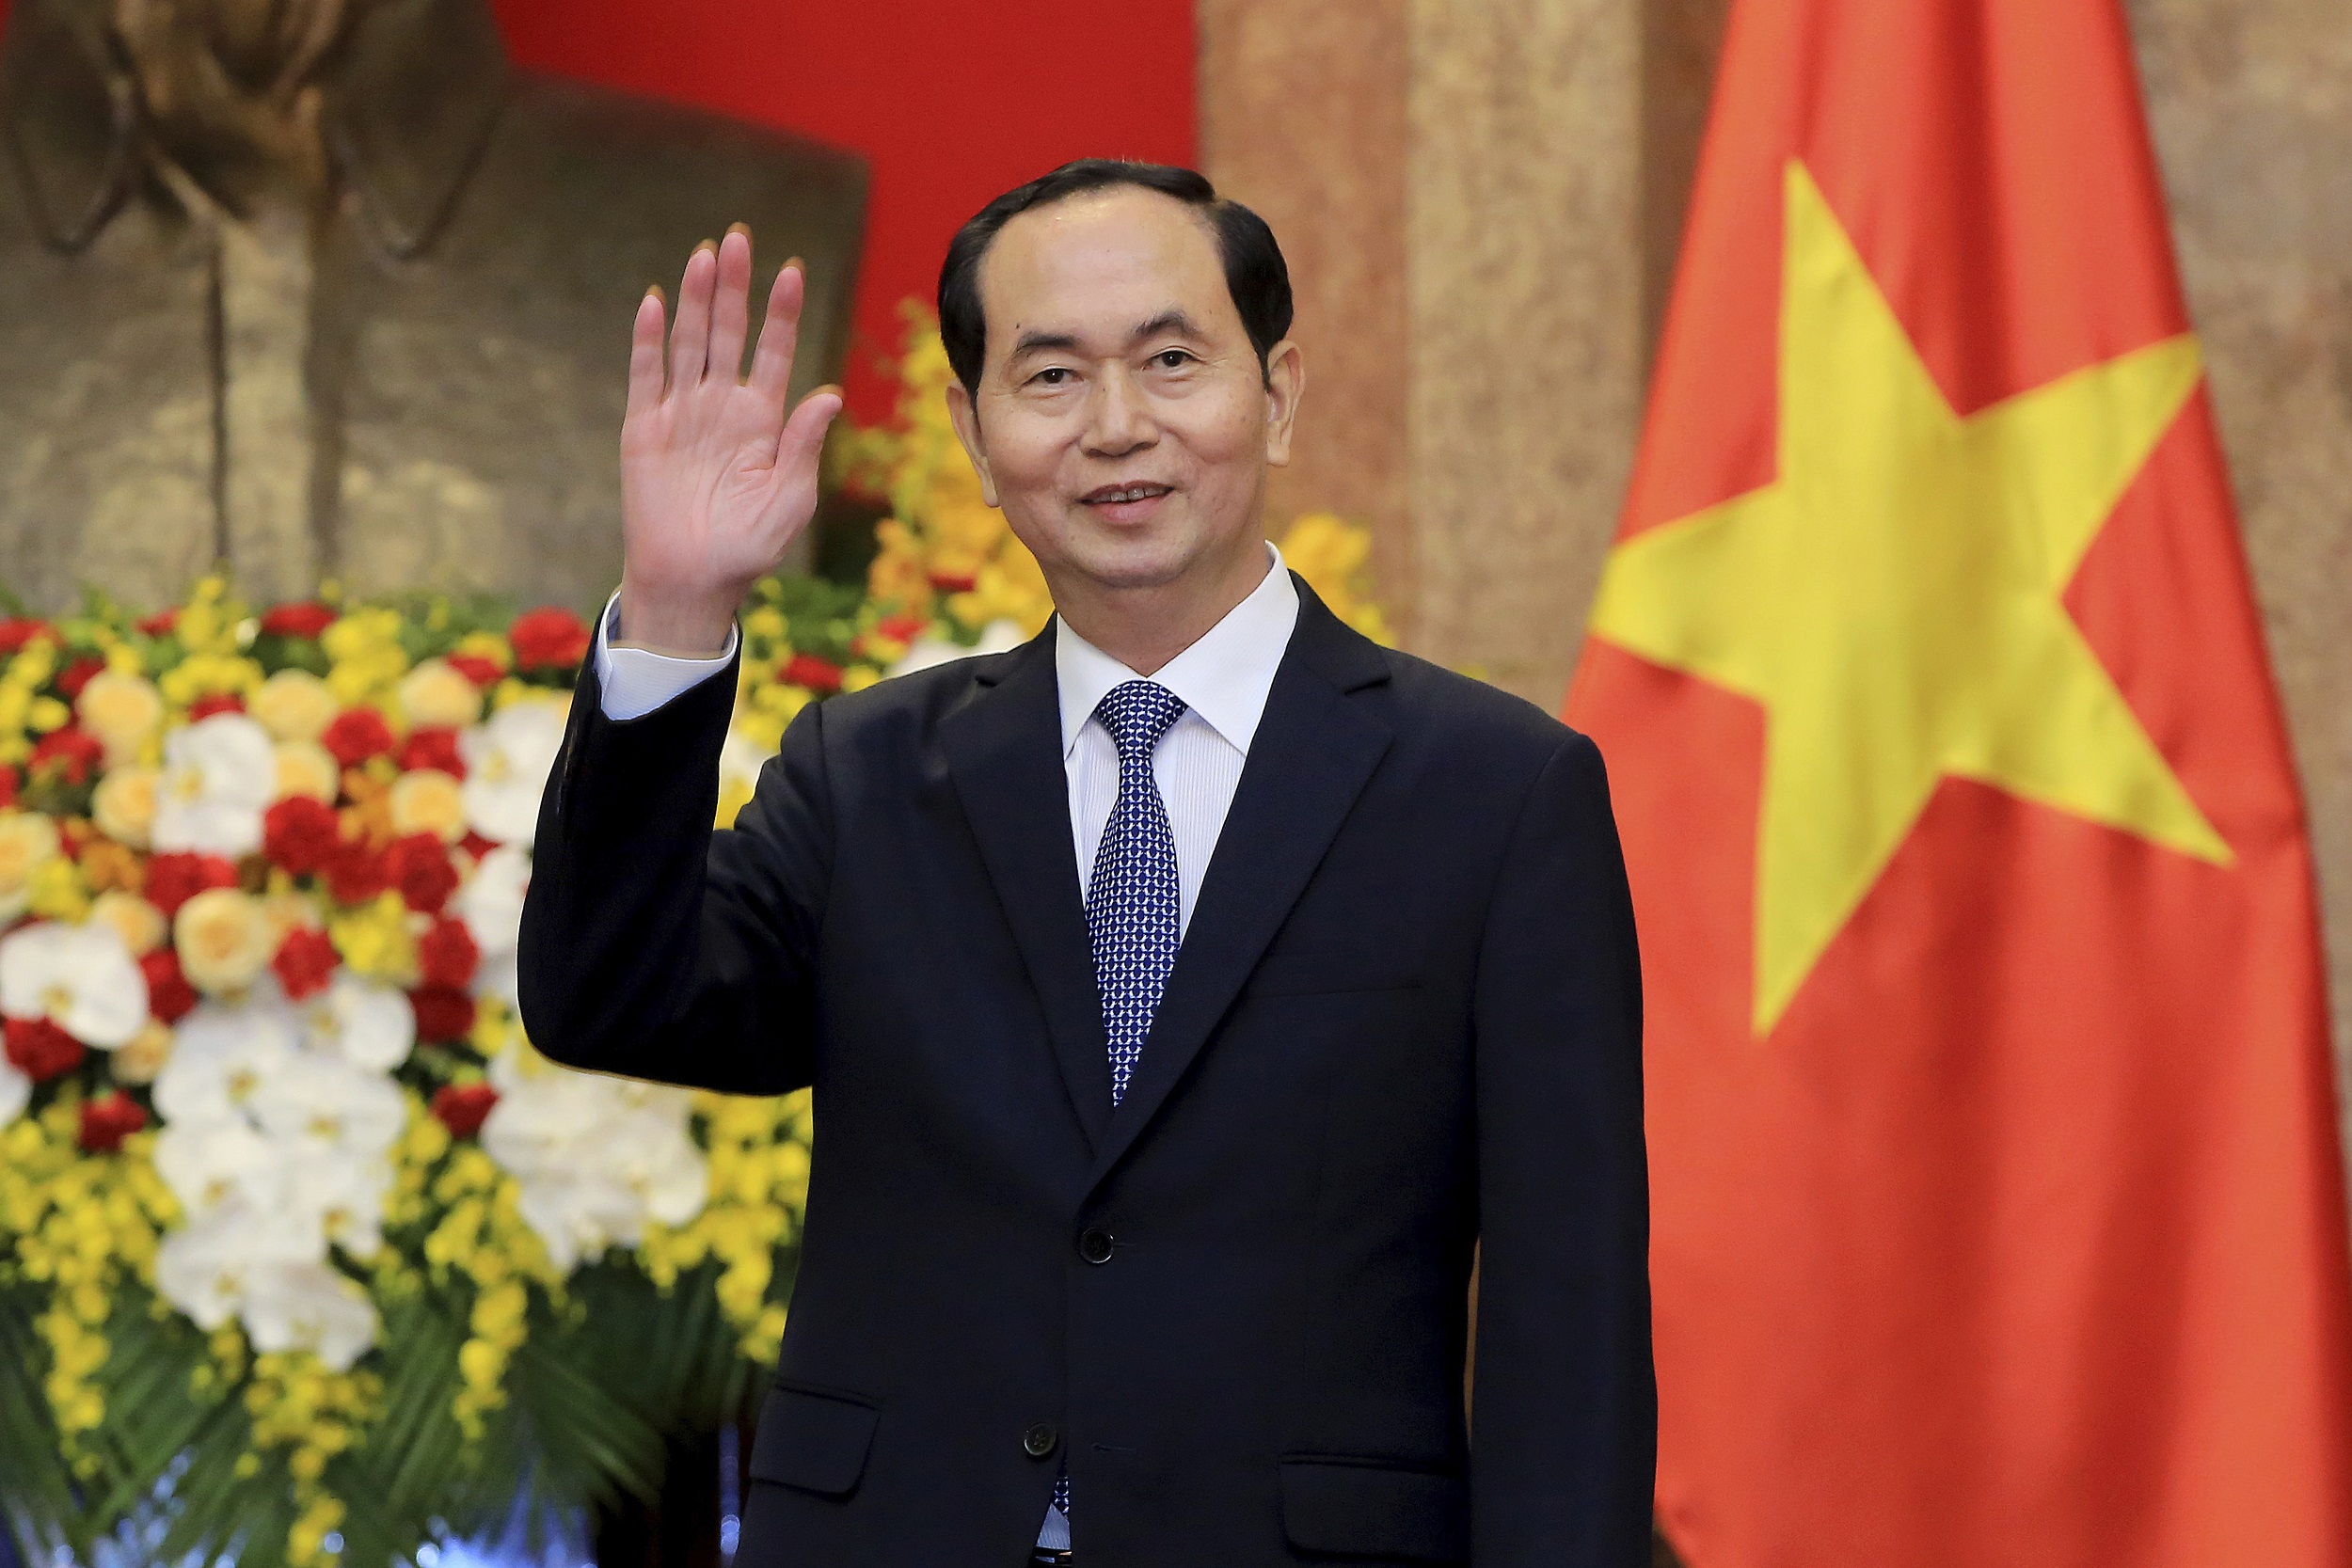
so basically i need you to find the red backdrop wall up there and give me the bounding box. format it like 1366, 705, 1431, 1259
489, 0, 1199, 419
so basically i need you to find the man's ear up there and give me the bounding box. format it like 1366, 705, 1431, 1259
945, 382, 1001, 508
1263, 339, 1305, 468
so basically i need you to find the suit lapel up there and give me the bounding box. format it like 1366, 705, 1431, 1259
939, 630, 1116, 1150
1086, 587, 1394, 1189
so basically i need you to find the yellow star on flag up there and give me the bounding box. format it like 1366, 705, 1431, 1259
1590, 161, 2231, 1035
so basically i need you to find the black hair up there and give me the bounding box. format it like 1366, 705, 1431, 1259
936, 159, 1293, 398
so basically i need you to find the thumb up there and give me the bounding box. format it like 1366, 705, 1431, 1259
776, 385, 845, 473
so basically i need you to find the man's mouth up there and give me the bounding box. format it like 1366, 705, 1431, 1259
1080, 483, 1174, 506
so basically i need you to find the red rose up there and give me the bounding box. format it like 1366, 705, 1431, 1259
417, 915, 479, 990
55, 657, 106, 700
262, 796, 342, 877
260, 602, 339, 639
5, 1016, 84, 1081
877, 613, 930, 642
321, 707, 396, 768
78, 1092, 149, 1154
926, 572, 977, 594
143, 852, 239, 917
186, 692, 246, 721
782, 653, 845, 693
508, 606, 592, 672
29, 726, 104, 786
446, 654, 502, 688
397, 727, 466, 779
431, 1081, 499, 1138
410, 986, 476, 1042
271, 927, 340, 1001
325, 841, 391, 906
0, 767, 17, 811
0, 618, 55, 655
140, 949, 199, 1023
135, 610, 179, 637
387, 833, 459, 914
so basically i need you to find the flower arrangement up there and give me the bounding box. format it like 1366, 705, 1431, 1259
0, 315, 1387, 1568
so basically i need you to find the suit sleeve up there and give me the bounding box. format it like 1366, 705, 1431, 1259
517, 651, 832, 1096
1470, 730, 1656, 1565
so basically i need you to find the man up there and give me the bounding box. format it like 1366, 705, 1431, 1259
520, 160, 1654, 1566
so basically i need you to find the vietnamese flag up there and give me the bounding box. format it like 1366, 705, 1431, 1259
1565, 2, 2352, 1565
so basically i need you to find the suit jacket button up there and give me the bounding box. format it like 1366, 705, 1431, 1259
1023, 1422, 1059, 1459
1077, 1227, 1115, 1265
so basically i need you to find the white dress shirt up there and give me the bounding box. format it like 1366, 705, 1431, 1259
1053, 546, 1296, 935
592, 548, 1300, 1553
596, 546, 1300, 938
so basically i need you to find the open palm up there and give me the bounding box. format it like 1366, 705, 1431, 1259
617, 229, 842, 652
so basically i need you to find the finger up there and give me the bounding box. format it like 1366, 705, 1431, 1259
774, 383, 844, 475
746, 257, 807, 405
625, 286, 668, 420
669, 242, 719, 389
707, 225, 755, 385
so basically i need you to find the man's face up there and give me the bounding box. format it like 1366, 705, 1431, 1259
948, 187, 1302, 602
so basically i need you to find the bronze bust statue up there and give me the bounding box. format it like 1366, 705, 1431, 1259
0, 0, 865, 612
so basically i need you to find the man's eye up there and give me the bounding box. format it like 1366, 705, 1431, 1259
1152, 350, 1194, 369
1031, 367, 1072, 387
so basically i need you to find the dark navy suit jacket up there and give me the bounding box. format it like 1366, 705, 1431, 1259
519, 580, 1655, 1566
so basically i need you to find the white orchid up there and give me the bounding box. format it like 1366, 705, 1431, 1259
241, 1260, 381, 1371
482, 1042, 707, 1272
151, 712, 278, 857
154, 1203, 324, 1332
0, 919, 149, 1048
152, 990, 302, 1127
283, 1153, 392, 1259
152, 1117, 277, 1224
247, 1052, 405, 1166
455, 842, 531, 1006
460, 700, 566, 847
299, 974, 416, 1072
0, 1058, 27, 1127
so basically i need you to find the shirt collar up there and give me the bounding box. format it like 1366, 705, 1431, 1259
1055, 542, 1301, 759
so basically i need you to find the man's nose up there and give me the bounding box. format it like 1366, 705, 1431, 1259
1082, 367, 1157, 455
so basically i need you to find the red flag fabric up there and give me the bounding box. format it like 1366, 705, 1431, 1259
1565, 3, 2352, 1564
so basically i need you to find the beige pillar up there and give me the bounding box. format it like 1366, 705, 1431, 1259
1405, 0, 1644, 705
1198, 0, 1416, 628
2129, 0, 2352, 1078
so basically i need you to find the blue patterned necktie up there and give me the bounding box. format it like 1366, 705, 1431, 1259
1055, 678, 1187, 1532
1083, 679, 1189, 1106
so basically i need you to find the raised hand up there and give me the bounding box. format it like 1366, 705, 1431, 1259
616, 227, 843, 654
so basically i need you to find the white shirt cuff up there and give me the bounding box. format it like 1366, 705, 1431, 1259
593, 591, 738, 721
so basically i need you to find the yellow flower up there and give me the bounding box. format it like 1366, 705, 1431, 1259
174, 886, 277, 994
330, 891, 418, 985
252, 669, 341, 743
389, 768, 468, 844
76, 670, 165, 766
321, 608, 411, 708
157, 652, 264, 708
275, 739, 342, 802
112, 1019, 174, 1085
1276, 513, 1392, 644
453, 629, 512, 673
398, 657, 484, 729
90, 765, 160, 847
0, 810, 61, 920
89, 889, 167, 957
24, 855, 87, 922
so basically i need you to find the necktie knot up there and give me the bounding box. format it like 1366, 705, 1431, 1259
1093, 680, 1187, 765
